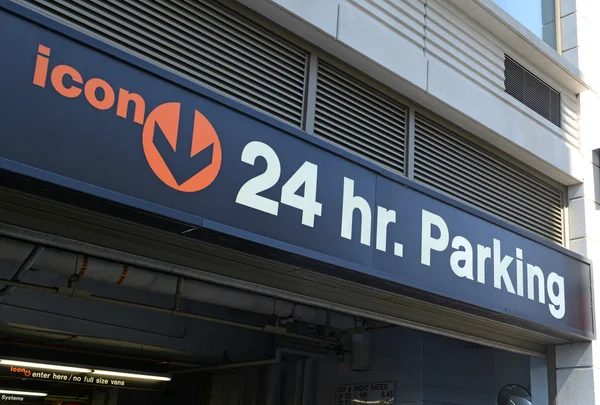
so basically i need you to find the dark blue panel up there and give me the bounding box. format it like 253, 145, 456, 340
0, 2, 593, 339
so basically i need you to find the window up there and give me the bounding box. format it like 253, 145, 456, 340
492, 0, 557, 49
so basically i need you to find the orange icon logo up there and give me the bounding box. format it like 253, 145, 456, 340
142, 102, 222, 192
9, 366, 31, 377
32, 44, 222, 193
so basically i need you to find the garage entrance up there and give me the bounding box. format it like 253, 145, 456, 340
0, 222, 543, 405
0, 2, 592, 404
0, 357, 169, 404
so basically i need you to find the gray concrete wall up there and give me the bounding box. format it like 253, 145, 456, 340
557, 90, 600, 405
237, 0, 586, 184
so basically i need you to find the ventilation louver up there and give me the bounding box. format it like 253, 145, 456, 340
18, 0, 308, 127
414, 113, 564, 244
505, 55, 561, 127
314, 61, 407, 174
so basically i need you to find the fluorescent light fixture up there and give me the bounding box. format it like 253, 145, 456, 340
0, 359, 92, 373
0, 389, 47, 397
92, 370, 171, 381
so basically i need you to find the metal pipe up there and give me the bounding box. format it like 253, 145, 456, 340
0, 339, 201, 367
554, 0, 562, 54
172, 348, 325, 375
0, 246, 44, 297
0, 223, 549, 358
181, 357, 281, 374
0, 278, 57, 294
0, 278, 331, 345
88, 295, 266, 332
0, 236, 356, 329
86, 295, 329, 344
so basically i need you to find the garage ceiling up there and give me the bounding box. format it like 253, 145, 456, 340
0, 184, 567, 358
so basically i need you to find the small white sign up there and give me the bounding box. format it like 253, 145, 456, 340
335, 381, 395, 405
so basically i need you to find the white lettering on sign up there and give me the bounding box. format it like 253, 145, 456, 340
236, 141, 281, 216
1, 395, 23, 402
236, 141, 322, 227
421, 209, 565, 319
335, 382, 395, 405
235, 142, 568, 321
341, 178, 372, 246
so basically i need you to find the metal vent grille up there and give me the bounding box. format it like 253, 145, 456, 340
314, 61, 407, 173
414, 113, 564, 244
505, 55, 561, 127
17, 0, 308, 127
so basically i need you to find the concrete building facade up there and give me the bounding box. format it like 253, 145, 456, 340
0, 0, 598, 403
226, 1, 600, 401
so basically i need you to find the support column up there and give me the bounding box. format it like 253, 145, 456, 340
531, 357, 549, 405
556, 343, 597, 404
559, 0, 600, 84
557, 90, 600, 405
266, 363, 283, 405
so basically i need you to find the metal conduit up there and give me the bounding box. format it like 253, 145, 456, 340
0, 278, 333, 345
173, 348, 325, 375
0, 236, 357, 330
0, 223, 549, 359
0, 245, 44, 297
